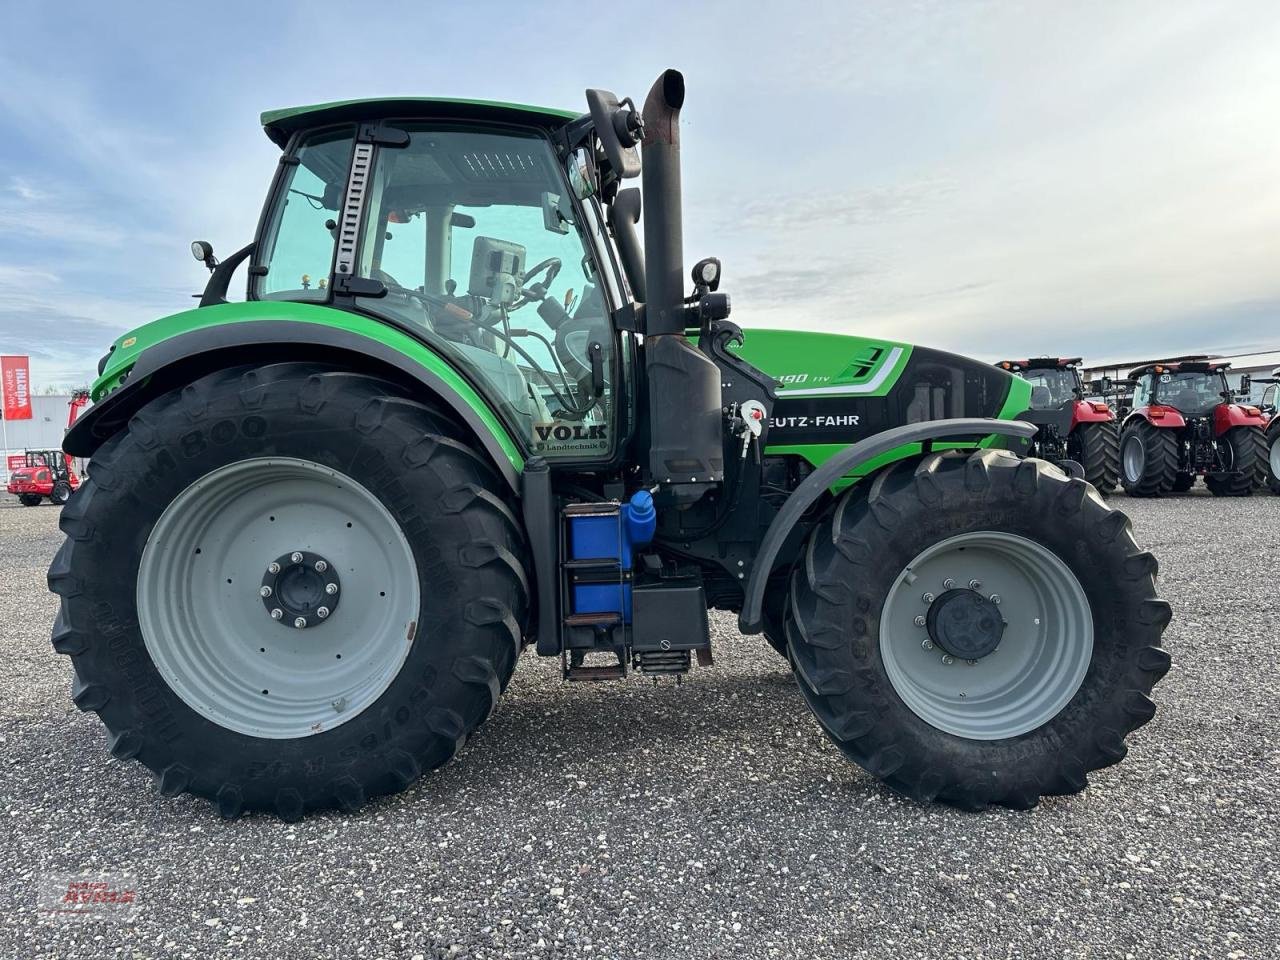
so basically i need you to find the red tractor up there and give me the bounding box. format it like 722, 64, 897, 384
5, 392, 89, 507
996, 357, 1120, 491
1120, 360, 1268, 496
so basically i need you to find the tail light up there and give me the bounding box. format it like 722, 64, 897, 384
1089, 402, 1110, 413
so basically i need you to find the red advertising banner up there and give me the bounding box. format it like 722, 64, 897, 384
1, 355, 33, 420
7, 454, 24, 472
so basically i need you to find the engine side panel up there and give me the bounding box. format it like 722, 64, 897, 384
731, 329, 1029, 470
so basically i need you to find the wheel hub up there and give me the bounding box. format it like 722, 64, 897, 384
925, 588, 1005, 661
260, 550, 341, 628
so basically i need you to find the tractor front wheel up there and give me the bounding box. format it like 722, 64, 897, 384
19, 494, 42, 507
784, 450, 1170, 810
50, 481, 71, 505
1120, 422, 1178, 497
1072, 420, 1120, 492
48, 363, 528, 819
1206, 426, 1267, 497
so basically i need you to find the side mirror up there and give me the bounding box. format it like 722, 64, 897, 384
1238, 373, 1252, 396
191, 240, 217, 273
585, 88, 642, 180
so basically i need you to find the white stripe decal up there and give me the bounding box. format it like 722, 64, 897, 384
779, 347, 906, 397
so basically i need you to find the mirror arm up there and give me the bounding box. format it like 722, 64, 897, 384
199, 242, 257, 308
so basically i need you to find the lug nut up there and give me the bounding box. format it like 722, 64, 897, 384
270, 608, 283, 620
941, 654, 954, 665
268, 561, 280, 575
325, 582, 338, 595
317, 606, 330, 619
966, 659, 977, 665
990, 594, 1002, 605
943, 578, 956, 589
291, 552, 304, 564
314, 560, 328, 573
294, 617, 307, 629
922, 592, 935, 604
259, 585, 273, 598
922, 639, 935, 650
913, 615, 926, 627
968, 579, 981, 590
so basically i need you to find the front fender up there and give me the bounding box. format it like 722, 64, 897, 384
67, 302, 524, 491
738, 417, 1037, 633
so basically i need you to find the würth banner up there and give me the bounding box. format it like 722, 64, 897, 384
1, 355, 33, 421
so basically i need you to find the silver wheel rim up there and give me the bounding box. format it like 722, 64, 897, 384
880, 532, 1093, 740
1268, 435, 1280, 481
1122, 434, 1144, 483
137, 457, 420, 739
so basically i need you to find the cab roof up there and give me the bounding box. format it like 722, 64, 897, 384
1127, 359, 1231, 379
261, 97, 580, 148
996, 357, 1082, 372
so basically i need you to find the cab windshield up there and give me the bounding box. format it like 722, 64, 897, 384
253, 124, 618, 460
1150, 371, 1227, 415
1021, 368, 1080, 409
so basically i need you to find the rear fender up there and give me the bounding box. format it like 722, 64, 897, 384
1070, 400, 1114, 428
67, 305, 524, 492
1124, 406, 1186, 431
738, 417, 1037, 633
1213, 402, 1267, 437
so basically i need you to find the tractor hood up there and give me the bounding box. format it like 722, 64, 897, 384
731, 329, 1030, 465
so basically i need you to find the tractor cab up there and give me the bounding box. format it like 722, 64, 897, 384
1129, 360, 1232, 419
997, 357, 1085, 410
1260, 367, 1279, 415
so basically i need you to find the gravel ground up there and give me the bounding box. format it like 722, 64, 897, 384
2, 490, 1278, 959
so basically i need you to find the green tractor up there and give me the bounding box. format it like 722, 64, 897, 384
49, 71, 1170, 819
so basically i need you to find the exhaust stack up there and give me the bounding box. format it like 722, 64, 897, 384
639, 69, 724, 498
641, 69, 687, 336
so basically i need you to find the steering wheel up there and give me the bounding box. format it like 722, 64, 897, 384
512, 257, 562, 309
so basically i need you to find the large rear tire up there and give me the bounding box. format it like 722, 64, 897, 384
1267, 424, 1280, 495
48, 363, 528, 819
785, 450, 1170, 810
1206, 426, 1266, 497
1120, 421, 1178, 497
1072, 420, 1120, 492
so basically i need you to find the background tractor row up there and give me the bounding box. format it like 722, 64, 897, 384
47, 70, 1170, 820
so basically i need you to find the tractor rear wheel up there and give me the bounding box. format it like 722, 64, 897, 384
784, 450, 1170, 811
1072, 420, 1120, 492
1267, 424, 1280, 495
1206, 426, 1267, 497
48, 363, 528, 819
19, 494, 42, 507
50, 481, 71, 505
1120, 421, 1178, 496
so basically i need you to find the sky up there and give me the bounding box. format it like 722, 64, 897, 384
1, 0, 1279, 390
